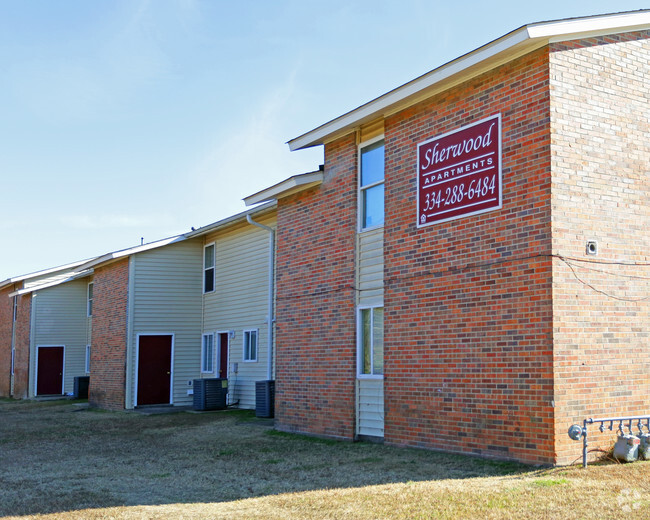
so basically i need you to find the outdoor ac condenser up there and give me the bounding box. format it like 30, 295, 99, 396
193, 378, 228, 411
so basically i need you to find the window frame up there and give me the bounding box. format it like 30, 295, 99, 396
203, 243, 216, 294
87, 282, 94, 317
357, 306, 384, 379
358, 135, 385, 232
201, 332, 215, 374
12, 295, 17, 322
243, 329, 258, 363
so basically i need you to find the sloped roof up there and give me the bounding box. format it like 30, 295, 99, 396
288, 10, 650, 151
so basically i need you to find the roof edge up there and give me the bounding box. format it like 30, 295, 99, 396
288, 10, 650, 151
77, 236, 187, 271
184, 201, 278, 238
0, 258, 92, 291
243, 170, 324, 206
9, 269, 94, 297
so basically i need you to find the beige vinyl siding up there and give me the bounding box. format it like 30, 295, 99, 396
203, 213, 276, 410
357, 228, 383, 307
357, 227, 384, 437
358, 119, 385, 144
357, 378, 384, 437
129, 239, 203, 408
29, 279, 90, 396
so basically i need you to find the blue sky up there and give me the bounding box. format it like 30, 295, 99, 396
1, 0, 648, 279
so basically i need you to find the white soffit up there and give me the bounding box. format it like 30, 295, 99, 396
9, 269, 94, 297
288, 10, 650, 151
244, 171, 324, 206
0, 259, 90, 291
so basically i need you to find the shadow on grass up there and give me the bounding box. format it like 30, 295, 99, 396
0, 400, 539, 518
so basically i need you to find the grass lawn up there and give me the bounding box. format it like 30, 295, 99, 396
0, 398, 648, 519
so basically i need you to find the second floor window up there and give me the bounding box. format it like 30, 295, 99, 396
204, 244, 215, 293
360, 139, 385, 229
87, 283, 94, 317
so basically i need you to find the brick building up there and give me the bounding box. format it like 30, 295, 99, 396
246, 11, 650, 465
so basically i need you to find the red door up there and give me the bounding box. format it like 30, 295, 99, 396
137, 335, 172, 405
218, 333, 229, 379
37, 346, 64, 395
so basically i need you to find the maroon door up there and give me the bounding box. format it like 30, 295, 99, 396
218, 333, 229, 379
137, 335, 172, 405
37, 346, 64, 395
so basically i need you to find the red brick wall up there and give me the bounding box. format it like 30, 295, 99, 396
275, 134, 358, 439
383, 47, 554, 464
0, 287, 14, 396
89, 260, 129, 410
550, 32, 650, 465
13, 293, 31, 399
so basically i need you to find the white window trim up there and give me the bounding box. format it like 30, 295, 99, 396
201, 332, 216, 374
12, 295, 17, 322
85, 345, 91, 374
358, 135, 385, 233
357, 306, 384, 379
87, 282, 94, 317
242, 328, 258, 363
203, 243, 216, 294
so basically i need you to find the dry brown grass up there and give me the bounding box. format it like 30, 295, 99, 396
1, 398, 649, 519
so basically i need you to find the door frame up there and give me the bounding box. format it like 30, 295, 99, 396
35, 345, 65, 396
216, 330, 231, 380
134, 333, 174, 407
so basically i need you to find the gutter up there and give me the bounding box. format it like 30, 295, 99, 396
246, 215, 275, 381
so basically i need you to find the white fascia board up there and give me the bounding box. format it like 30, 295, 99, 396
184, 201, 277, 238
77, 236, 186, 271
287, 26, 535, 151
288, 10, 650, 151
527, 10, 650, 40
243, 171, 324, 206
9, 269, 94, 297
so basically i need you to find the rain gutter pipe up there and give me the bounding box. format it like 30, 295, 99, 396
246, 214, 275, 380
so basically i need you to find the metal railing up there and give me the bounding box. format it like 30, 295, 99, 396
568, 415, 650, 467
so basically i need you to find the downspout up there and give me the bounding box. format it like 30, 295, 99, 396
10, 290, 16, 397
246, 214, 275, 381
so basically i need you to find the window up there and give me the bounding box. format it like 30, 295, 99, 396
87, 283, 94, 317
243, 329, 258, 362
359, 139, 385, 229
85, 345, 91, 373
204, 243, 215, 293
202, 333, 215, 373
12, 296, 17, 322
358, 307, 384, 376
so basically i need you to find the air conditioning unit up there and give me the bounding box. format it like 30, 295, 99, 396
255, 380, 275, 418
73, 376, 90, 399
193, 378, 228, 411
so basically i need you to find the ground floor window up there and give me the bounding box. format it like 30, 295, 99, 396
201, 333, 215, 373
358, 307, 384, 376
243, 329, 258, 362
